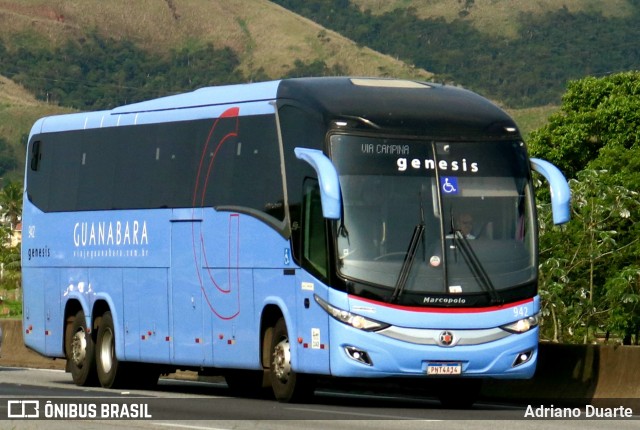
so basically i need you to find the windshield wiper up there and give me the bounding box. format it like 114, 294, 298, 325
390, 223, 424, 303
452, 231, 503, 305
390, 192, 428, 303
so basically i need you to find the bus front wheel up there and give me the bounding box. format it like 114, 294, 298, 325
66, 310, 98, 386
269, 318, 315, 402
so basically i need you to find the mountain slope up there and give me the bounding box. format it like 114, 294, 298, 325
352, 0, 636, 38
272, 0, 640, 107
0, 76, 73, 180
0, 0, 430, 80
0, 0, 574, 177
0, 0, 434, 179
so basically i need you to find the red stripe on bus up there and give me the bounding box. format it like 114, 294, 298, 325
348, 295, 534, 314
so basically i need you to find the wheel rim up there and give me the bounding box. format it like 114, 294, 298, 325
98, 327, 115, 374
71, 329, 87, 367
272, 337, 292, 383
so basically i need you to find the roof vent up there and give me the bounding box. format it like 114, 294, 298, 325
350, 78, 431, 89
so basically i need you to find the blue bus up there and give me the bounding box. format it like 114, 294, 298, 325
22, 77, 570, 405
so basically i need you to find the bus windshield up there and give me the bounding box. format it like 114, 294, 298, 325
330, 135, 536, 305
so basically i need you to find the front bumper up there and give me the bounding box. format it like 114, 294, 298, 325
328, 320, 538, 379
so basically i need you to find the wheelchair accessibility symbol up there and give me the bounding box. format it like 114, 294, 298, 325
440, 177, 459, 195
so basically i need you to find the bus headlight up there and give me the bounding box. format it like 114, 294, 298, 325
501, 314, 540, 334
314, 295, 389, 332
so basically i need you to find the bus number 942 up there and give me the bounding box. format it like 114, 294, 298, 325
513, 306, 530, 318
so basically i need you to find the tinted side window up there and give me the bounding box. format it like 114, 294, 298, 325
26, 113, 286, 232
302, 179, 328, 280
115, 120, 202, 209
202, 114, 285, 223
76, 131, 118, 211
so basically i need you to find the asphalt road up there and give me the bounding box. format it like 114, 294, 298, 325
0, 366, 638, 429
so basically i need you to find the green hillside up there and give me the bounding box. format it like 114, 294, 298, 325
272, 0, 640, 107
0, 0, 431, 111
0, 0, 429, 85
352, 0, 635, 39
0, 0, 587, 179
0, 76, 72, 180
0, 0, 432, 179
507, 105, 559, 141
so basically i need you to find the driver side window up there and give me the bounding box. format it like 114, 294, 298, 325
302, 179, 328, 279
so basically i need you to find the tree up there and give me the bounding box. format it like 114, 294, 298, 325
0, 180, 22, 229
530, 71, 640, 344
536, 170, 638, 343
283, 59, 347, 78
1, 32, 247, 111
0, 180, 22, 290
0, 137, 18, 178
528, 71, 640, 179
604, 266, 640, 344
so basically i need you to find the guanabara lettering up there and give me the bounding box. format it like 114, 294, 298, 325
73, 221, 148, 247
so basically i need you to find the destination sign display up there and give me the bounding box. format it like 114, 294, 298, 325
329, 135, 529, 178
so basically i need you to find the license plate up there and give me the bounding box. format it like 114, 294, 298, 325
427, 363, 462, 375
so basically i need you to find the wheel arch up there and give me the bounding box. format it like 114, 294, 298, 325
260, 304, 283, 368
259, 299, 297, 369
63, 298, 90, 356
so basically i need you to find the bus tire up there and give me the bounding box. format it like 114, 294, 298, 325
269, 318, 315, 403
95, 311, 127, 389
66, 310, 98, 386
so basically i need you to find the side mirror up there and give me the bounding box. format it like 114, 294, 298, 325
294, 148, 341, 219
530, 158, 571, 225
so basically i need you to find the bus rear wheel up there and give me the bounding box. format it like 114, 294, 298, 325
66, 310, 98, 386
269, 318, 315, 402
95, 311, 128, 388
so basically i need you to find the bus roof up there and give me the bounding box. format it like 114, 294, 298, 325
32, 77, 519, 139
277, 77, 519, 138
111, 80, 281, 114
